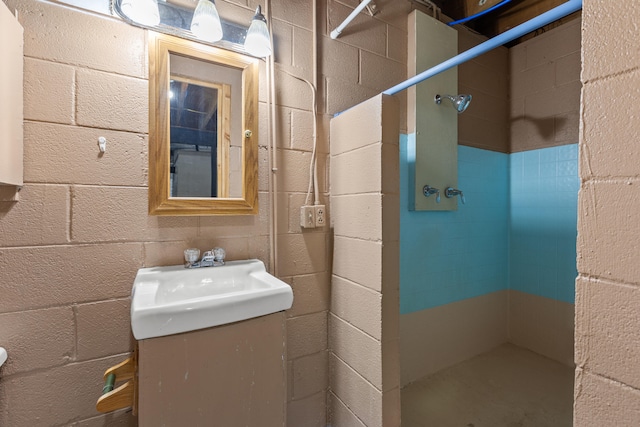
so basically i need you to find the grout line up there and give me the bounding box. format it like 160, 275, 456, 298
329, 312, 380, 343
68, 185, 74, 242
72, 68, 77, 126
328, 390, 368, 427
330, 351, 383, 393
577, 273, 640, 290
72, 304, 79, 362
0, 297, 133, 317
0, 351, 134, 382
583, 65, 640, 86
23, 119, 149, 136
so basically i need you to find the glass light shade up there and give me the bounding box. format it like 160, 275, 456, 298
244, 12, 272, 57
121, 0, 160, 26
190, 0, 223, 43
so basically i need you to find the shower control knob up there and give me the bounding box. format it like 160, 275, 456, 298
423, 185, 441, 203
445, 187, 465, 204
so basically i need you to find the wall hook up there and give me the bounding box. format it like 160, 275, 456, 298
98, 136, 107, 153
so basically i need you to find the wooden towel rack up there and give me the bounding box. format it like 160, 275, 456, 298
96, 349, 137, 415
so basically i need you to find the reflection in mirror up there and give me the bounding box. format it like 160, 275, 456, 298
149, 32, 259, 215
170, 78, 222, 197
169, 78, 234, 198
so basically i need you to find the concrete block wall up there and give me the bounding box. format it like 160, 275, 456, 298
510, 18, 581, 153
457, 26, 509, 153
508, 145, 578, 367
330, 95, 400, 427
398, 22, 512, 386
0, 0, 415, 425
508, 18, 581, 367
575, 1, 640, 424
399, 19, 581, 385
399, 142, 510, 385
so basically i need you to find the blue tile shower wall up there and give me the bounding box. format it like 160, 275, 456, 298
399, 135, 579, 314
400, 134, 509, 314
509, 144, 579, 304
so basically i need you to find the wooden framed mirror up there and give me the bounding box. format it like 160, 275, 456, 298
149, 32, 259, 215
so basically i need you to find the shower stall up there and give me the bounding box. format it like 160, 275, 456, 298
329, 1, 581, 426
399, 10, 580, 426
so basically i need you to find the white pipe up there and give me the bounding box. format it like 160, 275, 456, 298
265, 36, 275, 274
268, 0, 279, 277
313, 0, 318, 89
383, 0, 582, 95
330, 0, 373, 39
265, 0, 277, 275
312, 0, 319, 206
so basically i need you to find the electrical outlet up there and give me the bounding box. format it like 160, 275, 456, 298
314, 205, 325, 227
300, 206, 316, 228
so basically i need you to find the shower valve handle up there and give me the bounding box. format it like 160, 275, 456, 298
445, 187, 465, 204
423, 185, 441, 203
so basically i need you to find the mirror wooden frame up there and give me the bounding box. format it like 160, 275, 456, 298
148, 32, 259, 216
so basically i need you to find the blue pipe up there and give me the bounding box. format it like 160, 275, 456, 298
447, 0, 512, 26
383, 0, 582, 96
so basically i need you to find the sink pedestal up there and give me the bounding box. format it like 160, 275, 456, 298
137, 312, 286, 427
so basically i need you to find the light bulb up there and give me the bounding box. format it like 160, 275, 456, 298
190, 0, 223, 42
244, 6, 272, 58
121, 0, 160, 26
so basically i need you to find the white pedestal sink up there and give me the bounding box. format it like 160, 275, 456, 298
131, 259, 293, 340
0, 347, 6, 368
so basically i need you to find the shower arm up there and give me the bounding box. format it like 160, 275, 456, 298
383, 0, 582, 96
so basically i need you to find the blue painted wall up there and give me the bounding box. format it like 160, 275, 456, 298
400, 134, 509, 314
399, 134, 579, 314
509, 144, 579, 304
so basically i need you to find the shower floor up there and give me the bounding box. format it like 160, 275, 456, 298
401, 343, 574, 427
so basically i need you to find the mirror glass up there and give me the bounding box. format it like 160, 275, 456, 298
169, 54, 242, 199
149, 33, 259, 215
169, 78, 223, 197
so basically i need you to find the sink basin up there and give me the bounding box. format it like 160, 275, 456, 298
0, 347, 6, 368
131, 259, 293, 340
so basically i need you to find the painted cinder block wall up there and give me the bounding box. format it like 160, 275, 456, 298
508, 18, 581, 367
329, 94, 400, 427
400, 18, 581, 386
399, 23, 511, 386
575, 1, 640, 424
0, 0, 415, 425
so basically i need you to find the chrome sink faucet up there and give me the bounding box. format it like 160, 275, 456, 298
184, 247, 226, 268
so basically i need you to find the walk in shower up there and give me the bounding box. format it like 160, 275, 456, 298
328, 2, 582, 425
398, 9, 581, 427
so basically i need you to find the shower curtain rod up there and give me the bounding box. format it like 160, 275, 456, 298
330, 0, 374, 39
383, 0, 582, 96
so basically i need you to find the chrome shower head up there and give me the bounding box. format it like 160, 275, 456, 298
434, 94, 472, 113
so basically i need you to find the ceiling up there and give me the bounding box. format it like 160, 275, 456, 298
431, 0, 580, 42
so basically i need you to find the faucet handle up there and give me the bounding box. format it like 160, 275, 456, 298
423, 185, 441, 203
445, 187, 465, 204
184, 248, 201, 268
213, 247, 226, 264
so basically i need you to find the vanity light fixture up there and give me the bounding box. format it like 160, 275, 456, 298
190, 0, 223, 43
244, 6, 272, 58
113, 0, 272, 58
120, 0, 159, 26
